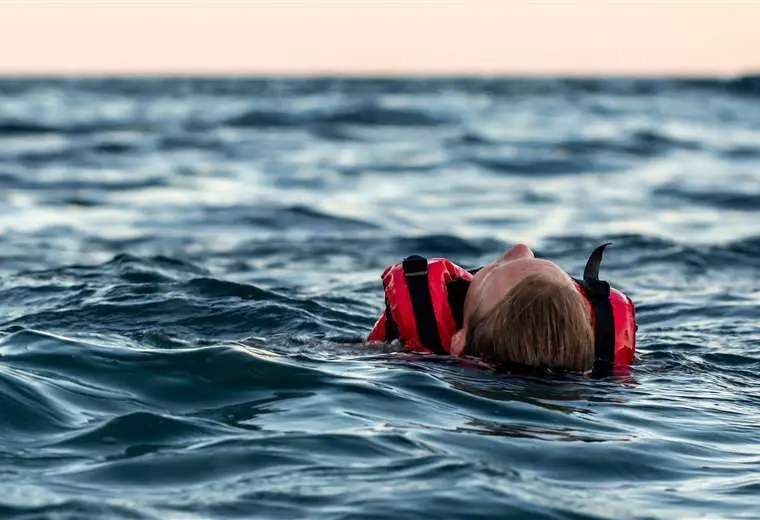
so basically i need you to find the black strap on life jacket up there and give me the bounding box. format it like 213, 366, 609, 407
383, 294, 399, 342
446, 279, 470, 330
445, 267, 479, 329
579, 243, 616, 373
402, 255, 445, 354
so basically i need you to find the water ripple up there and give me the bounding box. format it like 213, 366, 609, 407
0, 78, 758, 520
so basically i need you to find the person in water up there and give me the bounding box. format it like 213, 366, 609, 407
368, 243, 636, 374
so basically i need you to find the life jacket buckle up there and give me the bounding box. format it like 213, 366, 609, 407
402, 255, 429, 277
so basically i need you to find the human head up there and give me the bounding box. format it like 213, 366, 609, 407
450, 244, 594, 372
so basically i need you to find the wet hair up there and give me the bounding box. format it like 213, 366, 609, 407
465, 274, 594, 373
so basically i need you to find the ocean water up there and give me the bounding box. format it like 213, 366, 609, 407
0, 77, 759, 520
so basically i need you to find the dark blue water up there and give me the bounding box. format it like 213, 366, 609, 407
1, 77, 759, 520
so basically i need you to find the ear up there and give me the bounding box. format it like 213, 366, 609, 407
450, 329, 466, 357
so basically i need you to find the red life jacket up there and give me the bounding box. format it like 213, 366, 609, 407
367, 244, 637, 370
368, 255, 472, 354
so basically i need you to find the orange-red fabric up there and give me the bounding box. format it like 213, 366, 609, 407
574, 282, 637, 368
367, 259, 472, 353
609, 288, 637, 367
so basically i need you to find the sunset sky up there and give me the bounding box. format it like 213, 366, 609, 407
1, 1, 758, 76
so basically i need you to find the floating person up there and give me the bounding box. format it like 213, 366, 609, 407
368, 243, 636, 374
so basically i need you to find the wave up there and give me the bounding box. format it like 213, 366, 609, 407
473, 155, 604, 176
222, 104, 448, 129
0, 121, 61, 136
677, 74, 760, 97
12, 176, 167, 193
726, 74, 760, 96
0, 119, 138, 137
540, 234, 760, 283
393, 234, 502, 257
223, 109, 298, 128
198, 204, 381, 232
721, 146, 760, 160
0, 499, 150, 520
316, 105, 448, 127
0, 362, 81, 434
461, 131, 704, 177
654, 185, 760, 212
49, 411, 231, 453
0, 329, 333, 409
1, 252, 365, 338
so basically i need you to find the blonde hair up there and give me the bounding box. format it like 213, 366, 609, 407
465, 274, 594, 372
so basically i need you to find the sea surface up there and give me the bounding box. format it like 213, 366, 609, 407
1, 77, 759, 520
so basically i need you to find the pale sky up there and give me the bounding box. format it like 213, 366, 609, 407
0, 1, 758, 76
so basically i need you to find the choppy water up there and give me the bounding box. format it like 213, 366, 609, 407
1, 77, 759, 520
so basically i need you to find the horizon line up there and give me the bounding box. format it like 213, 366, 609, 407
1, 69, 758, 79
